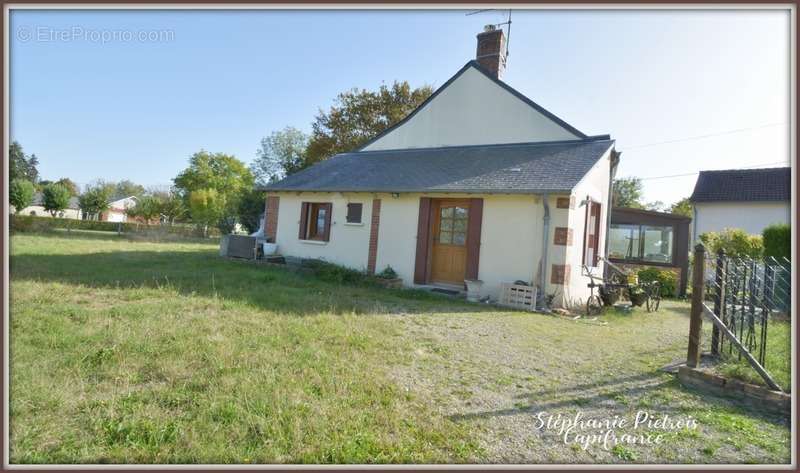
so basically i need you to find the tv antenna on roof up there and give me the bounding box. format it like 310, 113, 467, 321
466, 9, 512, 59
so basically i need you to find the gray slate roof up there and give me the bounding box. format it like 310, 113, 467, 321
263, 138, 615, 194
690, 167, 790, 203
32, 192, 80, 209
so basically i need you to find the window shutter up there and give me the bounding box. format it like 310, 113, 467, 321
414, 198, 433, 284
298, 202, 309, 239
346, 203, 362, 223
591, 202, 602, 266
465, 198, 483, 281
322, 203, 333, 241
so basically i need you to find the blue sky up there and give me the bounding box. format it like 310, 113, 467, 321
10, 8, 790, 205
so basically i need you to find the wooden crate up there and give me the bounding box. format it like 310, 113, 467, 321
499, 283, 537, 311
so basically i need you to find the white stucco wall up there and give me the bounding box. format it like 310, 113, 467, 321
362, 66, 580, 151
13, 205, 82, 219
561, 151, 612, 309
273, 193, 374, 270
693, 201, 790, 239
269, 190, 611, 308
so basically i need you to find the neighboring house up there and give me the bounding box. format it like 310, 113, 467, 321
259, 26, 619, 308
609, 207, 691, 296
690, 167, 790, 240
13, 192, 81, 219
99, 196, 138, 222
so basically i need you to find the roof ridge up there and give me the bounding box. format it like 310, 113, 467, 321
355, 60, 590, 152
343, 136, 614, 156
699, 166, 790, 174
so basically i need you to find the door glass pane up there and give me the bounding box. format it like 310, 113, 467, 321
441, 207, 454, 219
439, 230, 452, 244
453, 218, 467, 233
316, 207, 327, 236
454, 206, 467, 218
453, 232, 466, 245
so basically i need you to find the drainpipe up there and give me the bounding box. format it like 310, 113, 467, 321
604, 149, 621, 279
537, 193, 550, 310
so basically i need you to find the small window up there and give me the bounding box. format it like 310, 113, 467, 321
346, 203, 363, 224
299, 202, 332, 241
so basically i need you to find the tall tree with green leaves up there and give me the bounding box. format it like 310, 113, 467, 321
670, 197, 693, 217
9, 179, 35, 214
9, 141, 39, 183
237, 189, 266, 234
252, 127, 309, 183
189, 188, 227, 236
78, 185, 111, 220
174, 151, 254, 232
612, 177, 644, 208
113, 180, 146, 200
42, 183, 71, 217
304, 81, 433, 167
55, 178, 80, 196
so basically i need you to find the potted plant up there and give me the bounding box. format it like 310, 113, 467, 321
599, 285, 620, 306
375, 265, 403, 289
628, 285, 647, 307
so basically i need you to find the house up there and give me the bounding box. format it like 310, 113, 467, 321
99, 196, 138, 222
690, 167, 790, 240
259, 26, 619, 309
608, 207, 691, 296
13, 192, 81, 219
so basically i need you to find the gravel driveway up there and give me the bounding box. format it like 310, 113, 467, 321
391, 300, 790, 464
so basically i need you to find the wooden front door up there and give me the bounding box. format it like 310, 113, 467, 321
430, 199, 470, 285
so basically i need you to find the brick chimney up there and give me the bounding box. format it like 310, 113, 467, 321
476, 25, 507, 79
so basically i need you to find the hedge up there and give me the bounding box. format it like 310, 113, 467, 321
9, 214, 220, 238
762, 224, 790, 260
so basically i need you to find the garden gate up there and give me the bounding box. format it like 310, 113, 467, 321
687, 244, 790, 392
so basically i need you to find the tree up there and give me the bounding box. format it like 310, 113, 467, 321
42, 183, 71, 217
699, 228, 763, 258
78, 185, 111, 220
10, 141, 39, 183
304, 81, 433, 167
158, 191, 187, 225
9, 179, 35, 214
126, 195, 162, 224
174, 151, 254, 232
55, 178, 79, 196
670, 197, 692, 218
237, 189, 266, 234
113, 180, 146, 200
612, 177, 644, 208
188, 188, 227, 236
644, 201, 666, 212
252, 127, 309, 183
762, 224, 790, 260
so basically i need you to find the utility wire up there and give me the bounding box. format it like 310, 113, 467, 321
618, 122, 787, 151
622, 161, 789, 181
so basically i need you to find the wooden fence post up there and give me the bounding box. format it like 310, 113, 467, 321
687, 243, 706, 368
711, 248, 725, 356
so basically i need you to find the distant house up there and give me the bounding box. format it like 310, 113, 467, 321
99, 196, 138, 222
689, 167, 790, 240
258, 26, 620, 309
14, 192, 81, 219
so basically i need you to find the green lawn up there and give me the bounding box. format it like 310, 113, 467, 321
9, 233, 791, 464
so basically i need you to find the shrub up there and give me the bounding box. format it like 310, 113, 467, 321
302, 259, 369, 285
377, 266, 398, 279
762, 224, 790, 260
9, 179, 35, 213
637, 267, 677, 297
699, 228, 763, 258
